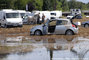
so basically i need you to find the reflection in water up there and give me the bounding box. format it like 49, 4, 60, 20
72, 38, 89, 60
84, 51, 89, 60
0, 36, 89, 60
53, 50, 79, 60
0, 47, 50, 60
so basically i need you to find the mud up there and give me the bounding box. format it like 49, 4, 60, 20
0, 17, 89, 60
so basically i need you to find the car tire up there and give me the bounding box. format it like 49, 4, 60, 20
65, 30, 74, 35
84, 24, 89, 28
35, 30, 42, 36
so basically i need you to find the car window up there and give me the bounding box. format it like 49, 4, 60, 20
51, 17, 55, 19
56, 20, 68, 25
51, 13, 56, 16
49, 20, 57, 26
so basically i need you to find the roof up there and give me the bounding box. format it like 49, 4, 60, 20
62, 12, 71, 14
51, 18, 69, 21
82, 10, 89, 13
2, 10, 18, 13
15, 10, 26, 13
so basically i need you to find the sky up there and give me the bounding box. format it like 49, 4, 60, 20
77, 0, 89, 3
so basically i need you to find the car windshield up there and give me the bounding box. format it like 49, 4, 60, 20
6, 13, 19, 18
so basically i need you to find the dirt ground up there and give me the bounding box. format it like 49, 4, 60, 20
0, 17, 89, 38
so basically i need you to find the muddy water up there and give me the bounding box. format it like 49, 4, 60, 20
0, 36, 89, 60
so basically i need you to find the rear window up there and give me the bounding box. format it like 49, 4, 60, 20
56, 20, 68, 25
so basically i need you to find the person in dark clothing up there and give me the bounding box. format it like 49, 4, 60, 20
37, 13, 40, 24
42, 13, 45, 23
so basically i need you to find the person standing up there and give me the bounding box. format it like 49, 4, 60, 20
42, 13, 45, 23
37, 13, 40, 24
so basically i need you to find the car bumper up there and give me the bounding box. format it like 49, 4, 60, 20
73, 28, 78, 34
7, 23, 23, 27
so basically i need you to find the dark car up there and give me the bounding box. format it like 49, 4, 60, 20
82, 21, 89, 28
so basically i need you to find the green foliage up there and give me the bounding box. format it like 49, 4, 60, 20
42, 0, 51, 10
0, 0, 89, 11
56, 0, 62, 10
59, 0, 69, 11
68, 0, 77, 9
68, 0, 88, 10
34, 0, 43, 10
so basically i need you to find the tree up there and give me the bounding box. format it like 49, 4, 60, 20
56, 0, 62, 10
15, 0, 29, 10
42, 0, 51, 10
58, 0, 69, 11
50, 0, 56, 10
68, 0, 77, 9
86, 3, 89, 10
35, 0, 43, 10
0, 0, 89, 11
28, 0, 35, 11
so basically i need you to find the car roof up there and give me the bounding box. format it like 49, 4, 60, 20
2, 10, 18, 13
50, 18, 70, 21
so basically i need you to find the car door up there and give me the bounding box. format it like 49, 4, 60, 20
43, 20, 50, 35
48, 20, 57, 34
55, 20, 68, 34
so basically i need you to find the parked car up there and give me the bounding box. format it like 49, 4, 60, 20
67, 14, 74, 19
75, 14, 82, 19
81, 21, 89, 28
30, 18, 78, 35
0, 9, 23, 28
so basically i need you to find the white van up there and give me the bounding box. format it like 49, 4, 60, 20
0, 9, 23, 28
50, 11, 62, 19
33, 11, 62, 20
33, 11, 51, 21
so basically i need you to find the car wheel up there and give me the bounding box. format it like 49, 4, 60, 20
84, 24, 89, 28
66, 30, 74, 35
35, 30, 42, 36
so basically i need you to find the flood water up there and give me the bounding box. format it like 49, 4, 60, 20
0, 35, 89, 60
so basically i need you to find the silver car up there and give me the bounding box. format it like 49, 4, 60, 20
30, 19, 78, 35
